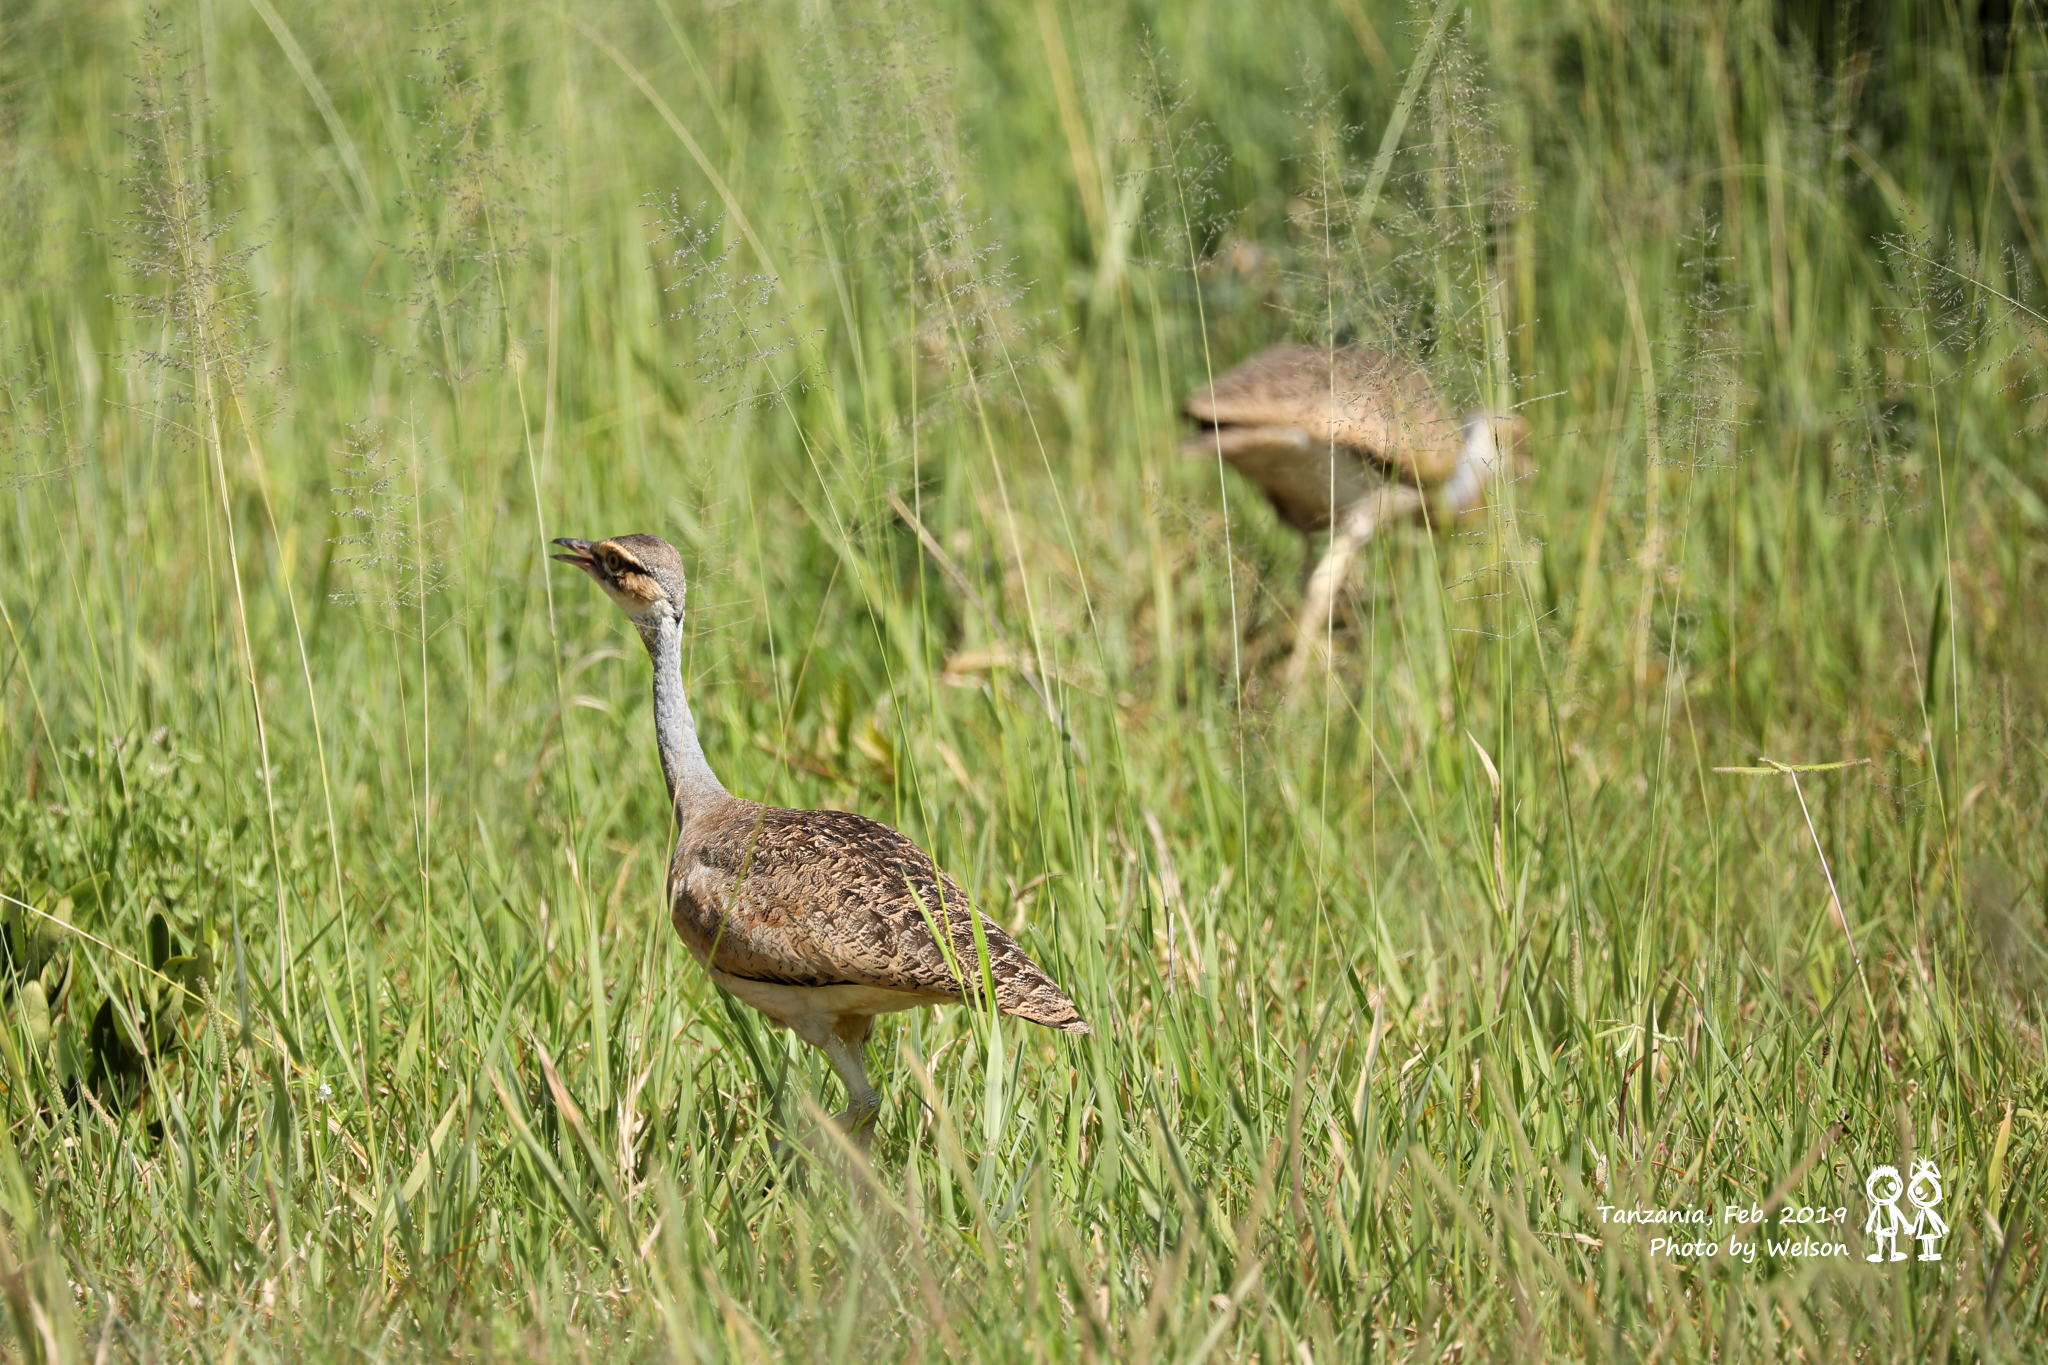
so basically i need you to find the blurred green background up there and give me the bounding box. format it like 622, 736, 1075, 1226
0, 0, 2043, 1358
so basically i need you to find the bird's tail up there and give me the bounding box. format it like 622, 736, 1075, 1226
962, 913, 1091, 1034
994, 963, 1090, 1033
1007, 1001, 1091, 1035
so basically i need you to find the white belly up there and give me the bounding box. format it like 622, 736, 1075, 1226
706, 967, 951, 1046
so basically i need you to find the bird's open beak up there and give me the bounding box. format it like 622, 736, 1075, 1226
550, 537, 603, 580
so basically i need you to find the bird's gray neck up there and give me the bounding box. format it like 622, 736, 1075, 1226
640, 610, 725, 821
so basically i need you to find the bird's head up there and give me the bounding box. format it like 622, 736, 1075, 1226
1435, 413, 1537, 517
551, 534, 687, 629
1494, 412, 1534, 473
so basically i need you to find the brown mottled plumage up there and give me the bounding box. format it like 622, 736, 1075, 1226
552, 532, 1085, 1146
1182, 344, 1461, 526
670, 802, 1086, 1027
1180, 343, 1527, 533
1180, 344, 1532, 683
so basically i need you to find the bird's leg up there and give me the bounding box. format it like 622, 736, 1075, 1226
1285, 485, 1426, 689
818, 1025, 880, 1148
1287, 525, 1366, 687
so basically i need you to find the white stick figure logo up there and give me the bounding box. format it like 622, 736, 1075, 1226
1866, 1160, 1949, 1262
1865, 1165, 1907, 1262
1905, 1159, 1948, 1261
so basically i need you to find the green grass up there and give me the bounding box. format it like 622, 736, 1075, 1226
1, 0, 2045, 1358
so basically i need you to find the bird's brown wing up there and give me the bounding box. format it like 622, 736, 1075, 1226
1184, 344, 1466, 484
1177, 423, 1387, 533
670, 803, 1089, 1033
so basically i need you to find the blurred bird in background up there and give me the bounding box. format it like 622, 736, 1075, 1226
1181, 343, 1529, 681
